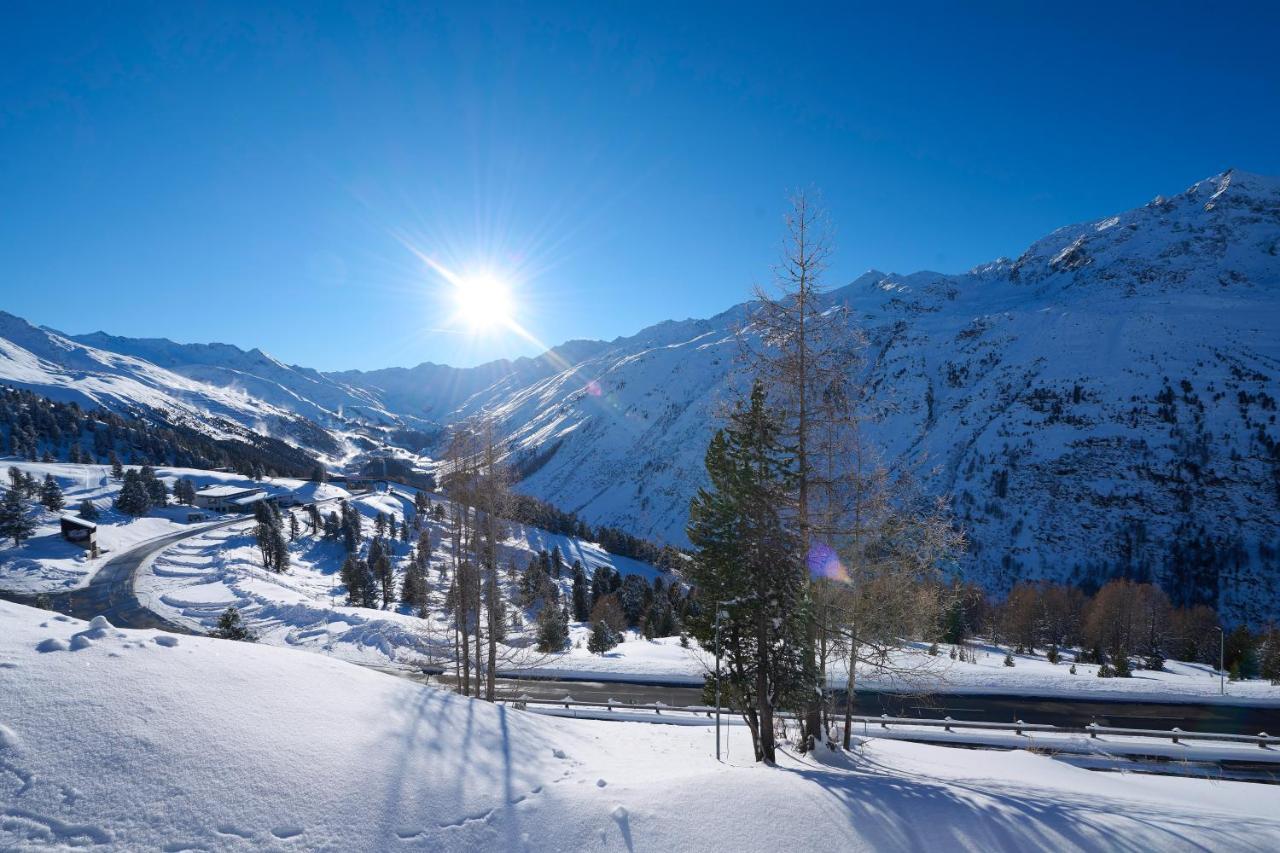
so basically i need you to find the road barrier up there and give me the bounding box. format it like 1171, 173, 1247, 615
505, 696, 1275, 750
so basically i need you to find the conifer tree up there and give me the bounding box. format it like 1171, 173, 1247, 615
369, 537, 393, 608
0, 486, 35, 546
78, 498, 100, 521
114, 469, 152, 516
535, 600, 569, 652
687, 381, 808, 763
571, 565, 590, 621
340, 554, 365, 605
40, 474, 64, 512
109, 453, 123, 479
400, 555, 430, 613
588, 620, 618, 655
211, 607, 256, 642
139, 466, 167, 507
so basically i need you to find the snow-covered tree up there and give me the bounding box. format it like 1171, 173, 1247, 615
211, 607, 256, 642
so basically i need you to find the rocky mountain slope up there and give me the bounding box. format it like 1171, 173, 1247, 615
2, 169, 1277, 621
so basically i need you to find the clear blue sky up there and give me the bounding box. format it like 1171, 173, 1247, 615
3, 2, 1278, 371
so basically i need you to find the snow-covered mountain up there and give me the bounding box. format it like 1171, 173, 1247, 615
3, 169, 1277, 621
67, 331, 396, 426
407, 170, 1280, 623
0, 311, 343, 454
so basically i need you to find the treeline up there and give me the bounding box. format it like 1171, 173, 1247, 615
942, 577, 1280, 682
0, 385, 319, 478
506, 492, 685, 571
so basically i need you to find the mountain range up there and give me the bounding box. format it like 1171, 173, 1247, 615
2, 169, 1278, 622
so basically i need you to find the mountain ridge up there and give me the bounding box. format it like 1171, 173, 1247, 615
3, 168, 1278, 621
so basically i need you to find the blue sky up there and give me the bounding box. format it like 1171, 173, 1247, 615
3, 1, 1278, 371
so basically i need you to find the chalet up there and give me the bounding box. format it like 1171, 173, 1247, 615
59, 515, 97, 548
193, 485, 265, 512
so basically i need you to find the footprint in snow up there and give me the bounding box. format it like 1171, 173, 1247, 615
153, 636, 179, 648
596, 778, 608, 788
271, 826, 305, 839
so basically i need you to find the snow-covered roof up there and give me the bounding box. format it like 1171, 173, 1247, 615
195, 485, 261, 498
232, 492, 270, 506
59, 514, 97, 529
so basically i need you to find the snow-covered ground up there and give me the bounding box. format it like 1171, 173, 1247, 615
8, 461, 1278, 705
139, 485, 667, 669
3, 599, 1278, 852
0, 461, 344, 595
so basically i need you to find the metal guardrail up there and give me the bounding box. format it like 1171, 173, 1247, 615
505, 696, 1275, 749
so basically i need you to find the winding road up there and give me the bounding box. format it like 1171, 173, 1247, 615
4, 497, 1278, 736
2, 518, 246, 633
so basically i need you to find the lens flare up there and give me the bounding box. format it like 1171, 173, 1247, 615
807, 542, 848, 582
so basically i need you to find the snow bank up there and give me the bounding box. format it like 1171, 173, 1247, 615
3, 599, 1279, 851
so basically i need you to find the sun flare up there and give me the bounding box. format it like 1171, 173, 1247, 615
453, 272, 514, 331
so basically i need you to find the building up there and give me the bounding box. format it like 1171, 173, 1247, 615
59, 515, 97, 548
193, 485, 265, 512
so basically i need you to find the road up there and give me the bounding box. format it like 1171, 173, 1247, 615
414, 673, 1280, 735
1, 518, 247, 632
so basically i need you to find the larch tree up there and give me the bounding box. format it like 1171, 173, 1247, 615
738, 189, 869, 748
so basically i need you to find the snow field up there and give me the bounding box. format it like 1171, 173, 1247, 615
3, 599, 1279, 852
0, 460, 343, 595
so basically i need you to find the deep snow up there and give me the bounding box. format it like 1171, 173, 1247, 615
3, 600, 1279, 852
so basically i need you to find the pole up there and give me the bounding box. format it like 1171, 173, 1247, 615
715, 605, 722, 761
1218, 627, 1225, 696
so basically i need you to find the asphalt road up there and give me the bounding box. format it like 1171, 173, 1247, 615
2, 518, 249, 633
416, 672, 1280, 735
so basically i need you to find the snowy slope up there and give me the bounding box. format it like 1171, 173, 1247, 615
0, 312, 338, 452
68, 332, 396, 425
4, 599, 1279, 852
137, 485, 667, 668
424, 170, 1280, 623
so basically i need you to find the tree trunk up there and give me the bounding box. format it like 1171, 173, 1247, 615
756, 612, 776, 763
842, 630, 858, 750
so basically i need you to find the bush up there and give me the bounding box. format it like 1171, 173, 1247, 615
1003, 651, 1015, 667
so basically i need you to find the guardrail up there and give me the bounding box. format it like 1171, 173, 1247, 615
505, 696, 1275, 749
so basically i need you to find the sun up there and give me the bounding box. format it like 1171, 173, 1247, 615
453, 272, 514, 331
